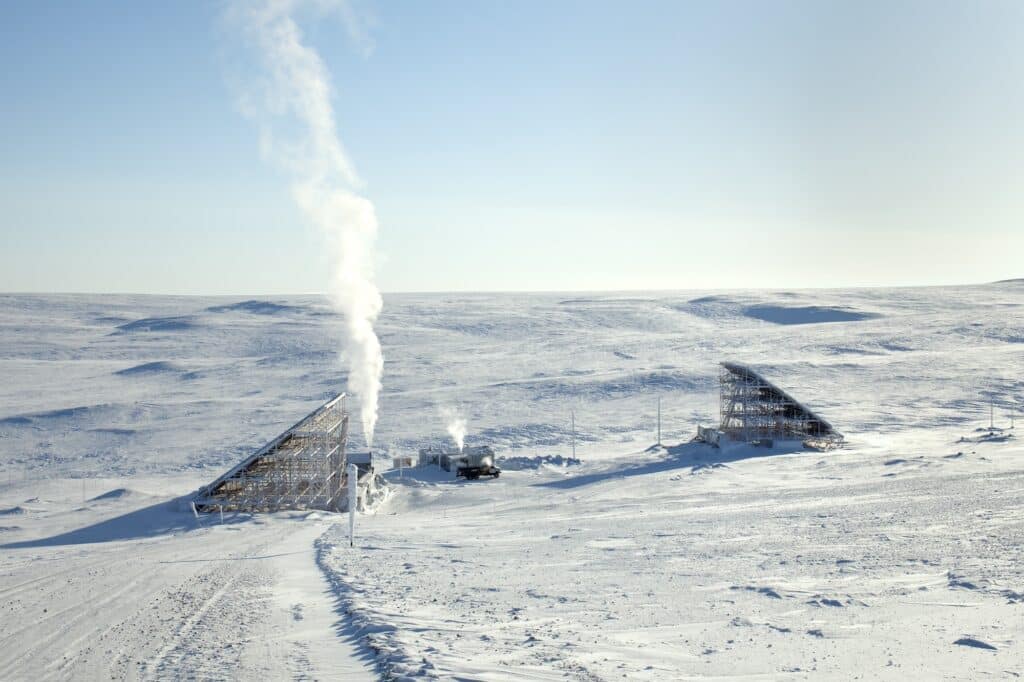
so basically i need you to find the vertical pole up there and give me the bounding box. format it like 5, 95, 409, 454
219, 505, 224, 524
657, 397, 662, 446
347, 463, 358, 547
571, 410, 576, 459
990, 397, 995, 430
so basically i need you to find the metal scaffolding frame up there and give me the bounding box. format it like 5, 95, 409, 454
719, 362, 843, 447
193, 393, 350, 513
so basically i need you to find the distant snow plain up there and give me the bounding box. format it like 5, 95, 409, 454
0, 283, 1021, 679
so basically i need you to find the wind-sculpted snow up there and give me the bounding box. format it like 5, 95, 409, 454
0, 285, 1021, 476
318, 432, 1024, 679
491, 369, 704, 403
676, 296, 881, 326
114, 361, 186, 376
742, 304, 881, 325
204, 299, 305, 315
498, 454, 583, 470
114, 316, 199, 333
1, 285, 1023, 678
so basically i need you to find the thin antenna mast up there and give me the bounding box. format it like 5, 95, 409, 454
657, 397, 662, 446
571, 410, 576, 459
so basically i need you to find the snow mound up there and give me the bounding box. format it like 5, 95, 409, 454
114, 316, 197, 333
500, 454, 582, 471
89, 488, 148, 502
205, 299, 303, 315
6, 404, 110, 424
114, 361, 183, 376
0, 506, 28, 516
953, 637, 997, 650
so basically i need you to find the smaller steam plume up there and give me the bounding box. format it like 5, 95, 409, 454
441, 406, 467, 451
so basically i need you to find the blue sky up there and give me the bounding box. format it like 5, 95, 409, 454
2, 1, 1023, 294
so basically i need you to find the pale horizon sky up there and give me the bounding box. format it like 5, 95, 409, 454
2, 1, 1023, 295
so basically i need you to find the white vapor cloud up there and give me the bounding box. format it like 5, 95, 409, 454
440, 406, 467, 451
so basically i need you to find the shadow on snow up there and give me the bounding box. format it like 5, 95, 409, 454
0, 498, 237, 548
535, 440, 809, 490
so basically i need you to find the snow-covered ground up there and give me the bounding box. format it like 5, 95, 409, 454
1, 283, 1022, 679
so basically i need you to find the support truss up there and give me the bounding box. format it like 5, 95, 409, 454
194, 394, 350, 512
719, 362, 843, 448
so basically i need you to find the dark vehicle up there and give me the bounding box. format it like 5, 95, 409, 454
446, 446, 501, 480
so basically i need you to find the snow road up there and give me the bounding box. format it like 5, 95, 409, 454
0, 478, 374, 681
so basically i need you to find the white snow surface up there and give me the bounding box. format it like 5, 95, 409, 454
1, 284, 1022, 679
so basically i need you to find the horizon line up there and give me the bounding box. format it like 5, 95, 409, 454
1, 277, 1020, 299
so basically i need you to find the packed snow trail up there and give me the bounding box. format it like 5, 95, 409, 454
0, 480, 374, 681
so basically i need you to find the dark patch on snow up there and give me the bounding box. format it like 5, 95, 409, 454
947, 572, 979, 590
114, 361, 183, 376
500, 455, 582, 471
823, 346, 884, 356
89, 488, 134, 501
806, 629, 825, 638
954, 637, 996, 650
0, 506, 27, 516
26, 405, 96, 420
691, 462, 728, 474
612, 350, 635, 360
0, 498, 208, 548
1000, 589, 1024, 603
114, 316, 197, 333
732, 585, 783, 599
742, 305, 880, 325
496, 370, 703, 403
807, 597, 842, 607
475, 423, 598, 449
0, 415, 32, 425
205, 299, 302, 315
89, 427, 136, 436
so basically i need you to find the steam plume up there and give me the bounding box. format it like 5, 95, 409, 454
441, 407, 467, 451
229, 0, 383, 445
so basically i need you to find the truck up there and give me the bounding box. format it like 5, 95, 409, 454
446, 445, 501, 480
